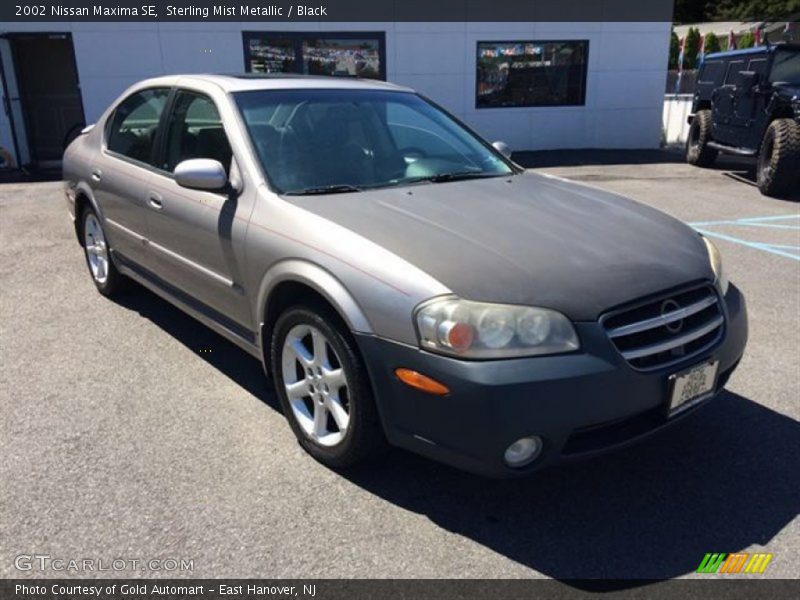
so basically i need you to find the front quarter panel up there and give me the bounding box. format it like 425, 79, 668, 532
247, 189, 450, 346
62, 129, 99, 226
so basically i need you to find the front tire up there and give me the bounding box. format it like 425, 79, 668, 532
757, 118, 800, 197
270, 304, 386, 469
80, 207, 126, 297
686, 109, 718, 167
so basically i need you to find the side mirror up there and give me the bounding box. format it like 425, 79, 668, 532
492, 140, 512, 159
174, 158, 227, 191
736, 70, 759, 91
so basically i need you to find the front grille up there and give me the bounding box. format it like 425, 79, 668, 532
602, 284, 724, 371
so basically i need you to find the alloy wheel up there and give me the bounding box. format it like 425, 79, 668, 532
281, 324, 351, 446
83, 213, 109, 284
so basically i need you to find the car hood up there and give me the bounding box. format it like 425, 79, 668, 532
285, 172, 713, 320
773, 83, 800, 101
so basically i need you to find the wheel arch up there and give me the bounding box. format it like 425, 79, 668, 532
695, 100, 712, 112
256, 260, 374, 366
72, 182, 102, 246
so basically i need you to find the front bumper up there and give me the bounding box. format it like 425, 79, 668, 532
356, 284, 748, 477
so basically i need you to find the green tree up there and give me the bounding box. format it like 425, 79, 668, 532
738, 31, 756, 48
669, 30, 680, 69
683, 27, 702, 69
674, 0, 800, 23
703, 32, 721, 54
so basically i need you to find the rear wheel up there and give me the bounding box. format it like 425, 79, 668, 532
757, 118, 800, 197
270, 304, 386, 468
686, 109, 718, 167
80, 207, 126, 297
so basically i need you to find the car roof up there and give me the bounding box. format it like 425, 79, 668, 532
131, 73, 414, 93
704, 42, 800, 61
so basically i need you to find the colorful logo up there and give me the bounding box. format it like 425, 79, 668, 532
697, 552, 773, 574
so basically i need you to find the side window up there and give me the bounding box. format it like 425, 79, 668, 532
748, 58, 767, 77
163, 91, 233, 174
724, 60, 745, 85
106, 88, 170, 164
698, 60, 724, 84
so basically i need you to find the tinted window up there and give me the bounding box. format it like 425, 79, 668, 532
748, 58, 768, 76
699, 60, 724, 84
724, 60, 746, 84
476, 41, 588, 108
235, 89, 512, 193
163, 91, 233, 174
243, 32, 386, 80
769, 49, 800, 85
106, 88, 169, 164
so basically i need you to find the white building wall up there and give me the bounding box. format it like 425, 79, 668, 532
1, 20, 671, 152
663, 94, 694, 145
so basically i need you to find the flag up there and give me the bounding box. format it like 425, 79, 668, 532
675, 35, 687, 95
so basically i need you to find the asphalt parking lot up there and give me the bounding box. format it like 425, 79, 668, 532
1, 150, 798, 584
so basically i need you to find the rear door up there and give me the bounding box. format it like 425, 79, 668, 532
95, 87, 170, 270
711, 59, 744, 144
144, 87, 254, 332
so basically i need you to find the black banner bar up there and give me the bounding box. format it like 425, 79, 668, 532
3, 0, 677, 23
3, 579, 800, 600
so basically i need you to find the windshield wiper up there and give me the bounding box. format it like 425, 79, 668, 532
284, 184, 363, 196
405, 171, 507, 184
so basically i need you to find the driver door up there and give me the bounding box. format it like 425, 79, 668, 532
144, 89, 253, 331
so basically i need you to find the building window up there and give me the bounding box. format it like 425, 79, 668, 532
476, 40, 589, 108
243, 32, 386, 80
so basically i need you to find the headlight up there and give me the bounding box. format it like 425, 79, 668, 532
415, 297, 579, 359
702, 235, 729, 296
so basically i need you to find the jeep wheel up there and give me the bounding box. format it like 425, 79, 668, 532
686, 110, 718, 167
757, 118, 800, 197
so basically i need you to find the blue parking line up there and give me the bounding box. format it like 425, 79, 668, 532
765, 243, 800, 250
690, 214, 800, 227
724, 222, 800, 230
693, 227, 800, 261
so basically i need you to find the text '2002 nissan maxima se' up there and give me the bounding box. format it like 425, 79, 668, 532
64, 74, 747, 477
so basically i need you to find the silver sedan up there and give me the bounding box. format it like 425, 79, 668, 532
64, 74, 747, 477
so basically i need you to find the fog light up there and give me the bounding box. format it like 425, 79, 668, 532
504, 436, 542, 468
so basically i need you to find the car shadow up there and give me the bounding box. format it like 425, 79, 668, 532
711, 156, 800, 202
114, 286, 799, 589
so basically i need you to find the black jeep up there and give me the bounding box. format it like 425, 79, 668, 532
686, 43, 800, 197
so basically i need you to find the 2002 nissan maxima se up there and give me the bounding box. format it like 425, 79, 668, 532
64, 74, 748, 476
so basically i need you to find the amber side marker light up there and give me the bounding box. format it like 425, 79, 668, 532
395, 368, 450, 396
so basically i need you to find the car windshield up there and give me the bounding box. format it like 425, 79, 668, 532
234, 88, 514, 194
769, 49, 800, 85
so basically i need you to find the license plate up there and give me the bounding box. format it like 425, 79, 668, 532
668, 360, 719, 415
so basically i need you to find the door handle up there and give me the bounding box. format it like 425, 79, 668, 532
91, 168, 102, 182
147, 192, 163, 210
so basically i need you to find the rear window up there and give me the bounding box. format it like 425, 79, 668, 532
699, 60, 724, 84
